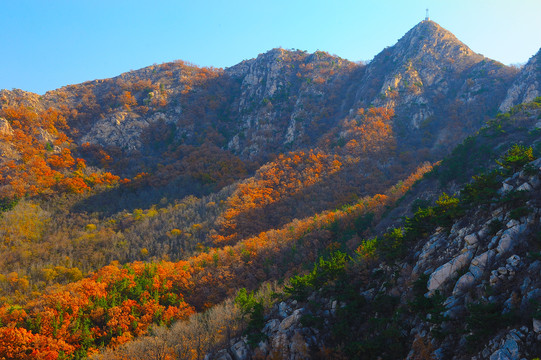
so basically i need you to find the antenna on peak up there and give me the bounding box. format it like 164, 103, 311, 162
425, 8, 430, 21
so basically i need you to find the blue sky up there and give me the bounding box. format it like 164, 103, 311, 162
2, 0, 540, 94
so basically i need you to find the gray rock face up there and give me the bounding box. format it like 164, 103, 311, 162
428, 250, 474, 292
351, 20, 515, 152
497, 225, 528, 255
499, 48, 541, 112
0, 118, 13, 136
464, 233, 479, 247
516, 182, 532, 192
490, 338, 520, 360
533, 318, 541, 333
507, 255, 521, 268
279, 312, 300, 331
263, 319, 280, 335
214, 350, 233, 360
80, 111, 175, 151
230, 340, 249, 360
470, 250, 496, 279
452, 271, 476, 296
223, 48, 355, 158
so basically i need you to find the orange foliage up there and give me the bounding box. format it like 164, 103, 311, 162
118, 91, 137, 110
0, 162, 433, 358
0, 261, 195, 358
340, 107, 395, 154
0, 107, 120, 199
0, 327, 75, 360
213, 150, 342, 245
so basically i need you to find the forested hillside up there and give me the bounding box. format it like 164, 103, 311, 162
0, 19, 540, 359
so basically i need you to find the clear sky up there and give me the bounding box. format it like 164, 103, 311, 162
1, 0, 540, 94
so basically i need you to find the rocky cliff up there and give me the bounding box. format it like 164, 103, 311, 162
500, 48, 541, 112
223, 48, 361, 158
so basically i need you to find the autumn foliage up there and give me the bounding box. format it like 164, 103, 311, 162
0, 105, 120, 200
0, 159, 432, 359
340, 107, 396, 155
0, 51, 439, 359
0, 261, 194, 358
213, 150, 342, 245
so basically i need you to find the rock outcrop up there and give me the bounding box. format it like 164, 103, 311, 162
499, 48, 541, 112
0, 117, 13, 136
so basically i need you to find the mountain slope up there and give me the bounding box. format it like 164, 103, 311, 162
96, 99, 541, 360
204, 100, 541, 360
1, 21, 518, 162
0, 21, 520, 214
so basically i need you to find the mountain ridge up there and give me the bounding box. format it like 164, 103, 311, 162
0, 21, 529, 163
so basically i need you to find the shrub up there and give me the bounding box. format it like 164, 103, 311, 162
235, 288, 266, 347
0, 197, 19, 213
499, 190, 528, 207
285, 251, 349, 300
465, 301, 512, 351
354, 212, 374, 236
496, 144, 534, 173
523, 163, 538, 176
410, 198, 430, 212
434, 193, 463, 227
487, 219, 504, 235
356, 237, 378, 259
460, 171, 502, 206
404, 206, 436, 241
509, 206, 531, 220
377, 228, 405, 260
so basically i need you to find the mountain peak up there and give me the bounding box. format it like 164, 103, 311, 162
390, 20, 481, 63
362, 19, 486, 88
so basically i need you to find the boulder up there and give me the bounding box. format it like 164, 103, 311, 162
452, 272, 476, 296
533, 318, 541, 333
502, 338, 520, 359
263, 319, 280, 335
230, 340, 249, 360
506, 254, 521, 268
464, 233, 479, 246
279, 313, 300, 331
469, 250, 496, 279
500, 183, 513, 193
497, 225, 527, 255
516, 182, 532, 192
278, 302, 290, 318
0, 118, 13, 136
215, 350, 233, 360
427, 250, 474, 292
